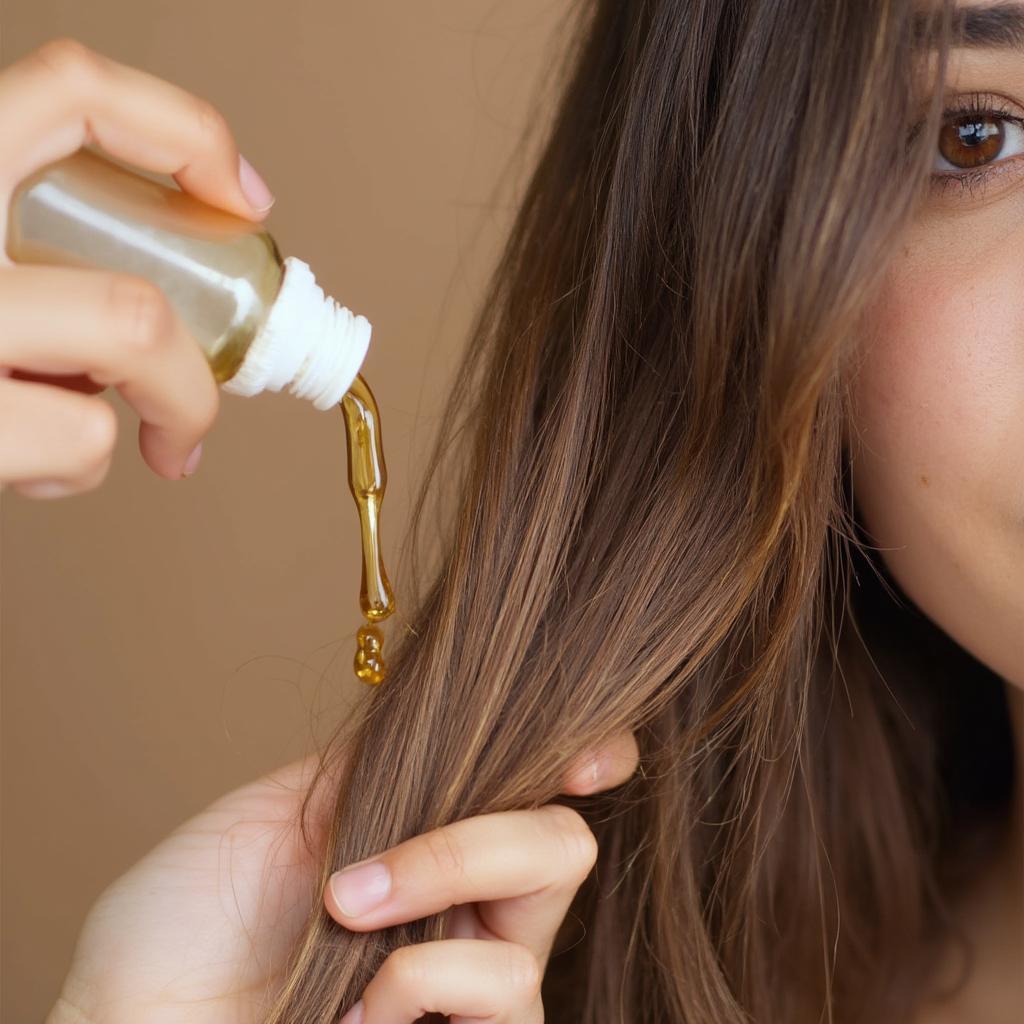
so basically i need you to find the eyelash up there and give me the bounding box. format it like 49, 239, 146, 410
922, 93, 1024, 200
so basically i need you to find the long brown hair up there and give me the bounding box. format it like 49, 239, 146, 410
263, 1, 1016, 1020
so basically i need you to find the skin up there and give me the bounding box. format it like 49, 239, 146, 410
849, 2, 1024, 1018
46, 735, 641, 1024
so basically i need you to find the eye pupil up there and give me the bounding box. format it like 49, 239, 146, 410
939, 115, 1004, 168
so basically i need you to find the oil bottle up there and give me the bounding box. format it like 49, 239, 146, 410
3, 146, 371, 408
3, 146, 394, 684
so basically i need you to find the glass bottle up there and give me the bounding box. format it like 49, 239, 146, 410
3, 146, 371, 410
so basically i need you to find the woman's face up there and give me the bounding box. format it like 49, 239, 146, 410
849, 0, 1024, 690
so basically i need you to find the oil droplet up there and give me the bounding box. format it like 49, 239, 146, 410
340, 373, 395, 685
354, 623, 385, 685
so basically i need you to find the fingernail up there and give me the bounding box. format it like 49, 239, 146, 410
17, 478, 73, 499
181, 441, 203, 478
330, 861, 391, 917
238, 154, 275, 213
339, 999, 364, 1024
589, 753, 604, 785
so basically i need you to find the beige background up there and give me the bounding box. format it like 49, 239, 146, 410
0, 2, 567, 1018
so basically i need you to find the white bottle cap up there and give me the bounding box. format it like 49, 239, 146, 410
222, 256, 372, 410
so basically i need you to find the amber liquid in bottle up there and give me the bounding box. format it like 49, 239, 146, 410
340, 373, 394, 685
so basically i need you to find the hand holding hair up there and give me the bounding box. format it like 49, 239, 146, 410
325, 729, 641, 1024
44, 731, 639, 1024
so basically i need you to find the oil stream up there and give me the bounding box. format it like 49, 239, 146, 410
339, 373, 394, 685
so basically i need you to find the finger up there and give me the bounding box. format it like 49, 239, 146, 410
341, 938, 542, 1024
0, 375, 116, 494
325, 803, 597, 966
560, 729, 640, 795
0, 37, 272, 225
0, 265, 219, 478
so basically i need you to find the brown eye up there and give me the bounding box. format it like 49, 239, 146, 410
937, 114, 1005, 169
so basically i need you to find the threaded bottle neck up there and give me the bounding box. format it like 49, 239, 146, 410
222, 256, 372, 410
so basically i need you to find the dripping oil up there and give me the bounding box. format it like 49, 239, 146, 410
340, 373, 394, 685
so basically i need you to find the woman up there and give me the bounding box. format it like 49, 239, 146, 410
10, 0, 1020, 1020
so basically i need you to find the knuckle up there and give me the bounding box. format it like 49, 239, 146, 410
500, 942, 542, 999
422, 826, 467, 884
108, 276, 174, 352
190, 95, 230, 144
378, 944, 425, 994
33, 37, 102, 92
542, 804, 599, 881
73, 400, 117, 472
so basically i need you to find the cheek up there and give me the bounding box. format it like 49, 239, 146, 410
848, 240, 1024, 685
852, 256, 1024, 531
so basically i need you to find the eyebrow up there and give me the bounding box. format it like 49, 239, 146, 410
915, 3, 1024, 50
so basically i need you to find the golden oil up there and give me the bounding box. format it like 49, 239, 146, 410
340, 374, 394, 685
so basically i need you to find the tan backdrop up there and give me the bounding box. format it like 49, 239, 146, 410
0, 3, 567, 1018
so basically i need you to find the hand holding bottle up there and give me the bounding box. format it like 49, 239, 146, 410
0, 37, 276, 498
